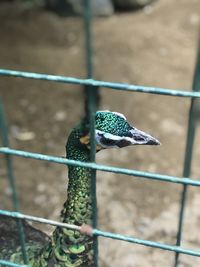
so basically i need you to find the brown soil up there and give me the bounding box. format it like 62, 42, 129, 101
1, 0, 200, 266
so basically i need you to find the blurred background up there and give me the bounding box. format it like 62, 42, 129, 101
0, 0, 200, 266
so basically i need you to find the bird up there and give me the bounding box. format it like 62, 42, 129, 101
0, 110, 160, 266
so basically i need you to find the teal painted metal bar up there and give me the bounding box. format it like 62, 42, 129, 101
1, 209, 200, 258
0, 147, 200, 187
1, 68, 200, 98
0, 103, 28, 264
84, 0, 93, 78
174, 36, 200, 267
0, 102, 9, 146
0, 210, 81, 231
83, 0, 98, 266
0, 260, 28, 267
174, 111, 195, 267
93, 229, 200, 258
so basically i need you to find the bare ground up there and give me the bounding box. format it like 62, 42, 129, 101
1, 0, 200, 266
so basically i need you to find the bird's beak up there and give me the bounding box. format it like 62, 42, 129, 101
128, 127, 160, 146
95, 128, 160, 149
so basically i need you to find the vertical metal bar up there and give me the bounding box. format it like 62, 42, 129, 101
174, 36, 200, 267
0, 102, 28, 264
83, 1, 98, 266
174, 108, 195, 267
83, 0, 93, 78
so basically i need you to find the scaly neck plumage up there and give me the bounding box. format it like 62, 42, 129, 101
36, 129, 94, 267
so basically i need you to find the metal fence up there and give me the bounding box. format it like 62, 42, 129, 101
0, 1, 200, 267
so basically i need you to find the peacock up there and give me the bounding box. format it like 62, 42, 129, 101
0, 110, 160, 266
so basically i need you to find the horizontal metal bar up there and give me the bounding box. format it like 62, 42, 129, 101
0, 260, 28, 267
93, 229, 200, 257
0, 209, 81, 231
0, 68, 200, 98
1, 209, 200, 258
0, 147, 200, 186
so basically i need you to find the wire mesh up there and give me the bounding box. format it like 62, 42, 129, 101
1, 147, 200, 186
0, 102, 28, 264
83, 1, 99, 265
0, 68, 200, 97
0, 0, 200, 266
1, 209, 200, 258
174, 35, 200, 267
0, 260, 28, 267
0, 72, 200, 265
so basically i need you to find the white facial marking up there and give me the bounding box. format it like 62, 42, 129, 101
95, 129, 137, 148
112, 112, 127, 120
96, 110, 110, 114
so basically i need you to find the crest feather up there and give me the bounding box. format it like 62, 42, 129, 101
96, 110, 127, 120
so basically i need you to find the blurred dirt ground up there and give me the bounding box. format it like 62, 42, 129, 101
1, 0, 200, 266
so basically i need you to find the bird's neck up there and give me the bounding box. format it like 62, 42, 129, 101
62, 146, 93, 226
37, 130, 94, 266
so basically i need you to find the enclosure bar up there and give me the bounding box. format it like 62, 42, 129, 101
1, 209, 200, 258
84, 0, 93, 78
1, 147, 200, 186
83, 0, 98, 265
4, 156, 29, 264
0, 102, 9, 146
1, 69, 200, 98
174, 117, 195, 267
0, 210, 81, 231
93, 229, 200, 257
0, 103, 28, 264
0, 260, 28, 267
174, 36, 200, 267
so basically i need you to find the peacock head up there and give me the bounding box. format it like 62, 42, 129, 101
79, 111, 160, 151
